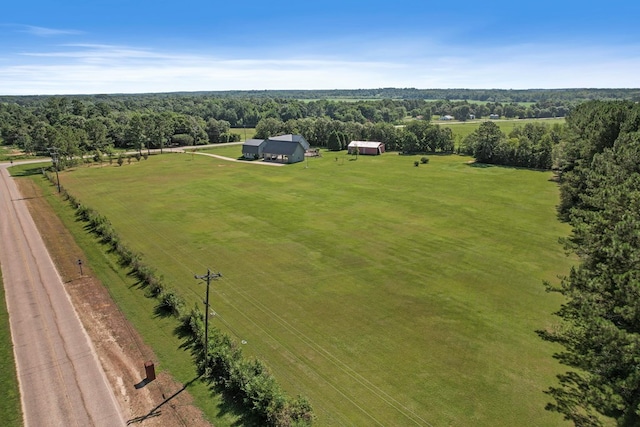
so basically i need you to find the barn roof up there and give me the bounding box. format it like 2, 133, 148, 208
263, 139, 301, 155
348, 141, 384, 148
243, 139, 265, 147
268, 134, 310, 150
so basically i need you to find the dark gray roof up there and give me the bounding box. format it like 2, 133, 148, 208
263, 139, 302, 155
268, 134, 310, 150
243, 139, 266, 147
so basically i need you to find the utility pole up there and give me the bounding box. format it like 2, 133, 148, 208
47, 147, 61, 193
194, 268, 222, 370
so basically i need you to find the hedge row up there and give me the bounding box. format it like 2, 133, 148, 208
43, 170, 314, 426
179, 309, 314, 426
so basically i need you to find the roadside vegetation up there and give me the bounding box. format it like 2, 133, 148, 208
10, 163, 244, 426
0, 271, 22, 427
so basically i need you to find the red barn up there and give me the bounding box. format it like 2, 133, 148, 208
347, 141, 385, 155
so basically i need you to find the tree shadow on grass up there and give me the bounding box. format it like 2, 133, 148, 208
9, 165, 47, 177
465, 161, 551, 173
203, 377, 262, 426
153, 297, 182, 319
172, 323, 260, 426
153, 301, 174, 318
465, 161, 494, 168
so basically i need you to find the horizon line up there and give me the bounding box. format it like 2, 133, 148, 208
2, 87, 639, 98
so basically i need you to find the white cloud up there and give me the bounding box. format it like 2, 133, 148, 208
0, 41, 638, 95
22, 25, 83, 37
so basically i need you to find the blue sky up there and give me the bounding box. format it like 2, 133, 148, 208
1, 1, 639, 95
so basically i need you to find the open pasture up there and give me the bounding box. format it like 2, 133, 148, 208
229, 127, 257, 141
56, 150, 573, 426
439, 117, 565, 142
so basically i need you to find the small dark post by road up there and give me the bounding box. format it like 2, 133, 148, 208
194, 268, 222, 370
77, 259, 83, 276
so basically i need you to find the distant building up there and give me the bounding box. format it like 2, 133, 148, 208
440, 115, 454, 121
347, 141, 385, 155
242, 139, 267, 159
262, 134, 310, 164
489, 114, 500, 119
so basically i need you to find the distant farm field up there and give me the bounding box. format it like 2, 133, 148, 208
55, 151, 573, 426
229, 127, 256, 141
439, 117, 565, 142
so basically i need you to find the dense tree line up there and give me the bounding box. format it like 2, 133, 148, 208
0, 96, 461, 159
3, 91, 633, 167
0, 97, 241, 160
0, 93, 579, 151
13, 88, 630, 102
538, 101, 640, 426
428, 99, 571, 121
460, 121, 565, 169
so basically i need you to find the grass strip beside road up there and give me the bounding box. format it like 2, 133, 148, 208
0, 269, 23, 427
11, 164, 243, 426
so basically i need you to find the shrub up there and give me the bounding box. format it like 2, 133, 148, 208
420, 156, 429, 164
171, 133, 195, 146
93, 150, 103, 163
414, 160, 419, 167
158, 289, 185, 317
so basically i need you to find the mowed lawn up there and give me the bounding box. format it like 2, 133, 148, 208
57, 151, 573, 426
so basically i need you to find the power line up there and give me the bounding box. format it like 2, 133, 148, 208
193, 269, 222, 370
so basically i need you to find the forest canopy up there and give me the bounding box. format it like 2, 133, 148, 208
0, 89, 635, 169
539, 100, 640, 426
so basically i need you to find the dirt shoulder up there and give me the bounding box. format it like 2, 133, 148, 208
14, 177, 212, 427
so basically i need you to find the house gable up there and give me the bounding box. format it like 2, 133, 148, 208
262, 134, 308, 164
242, 139, 266, 158
268, 134, 310, 150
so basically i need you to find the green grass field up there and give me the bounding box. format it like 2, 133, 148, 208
0, 270, 22, 427
46, 150, 573, 425
438, 117, 566, 143
230, 127, 257, 141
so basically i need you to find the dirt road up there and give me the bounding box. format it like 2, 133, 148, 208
0, 163, 125, 426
